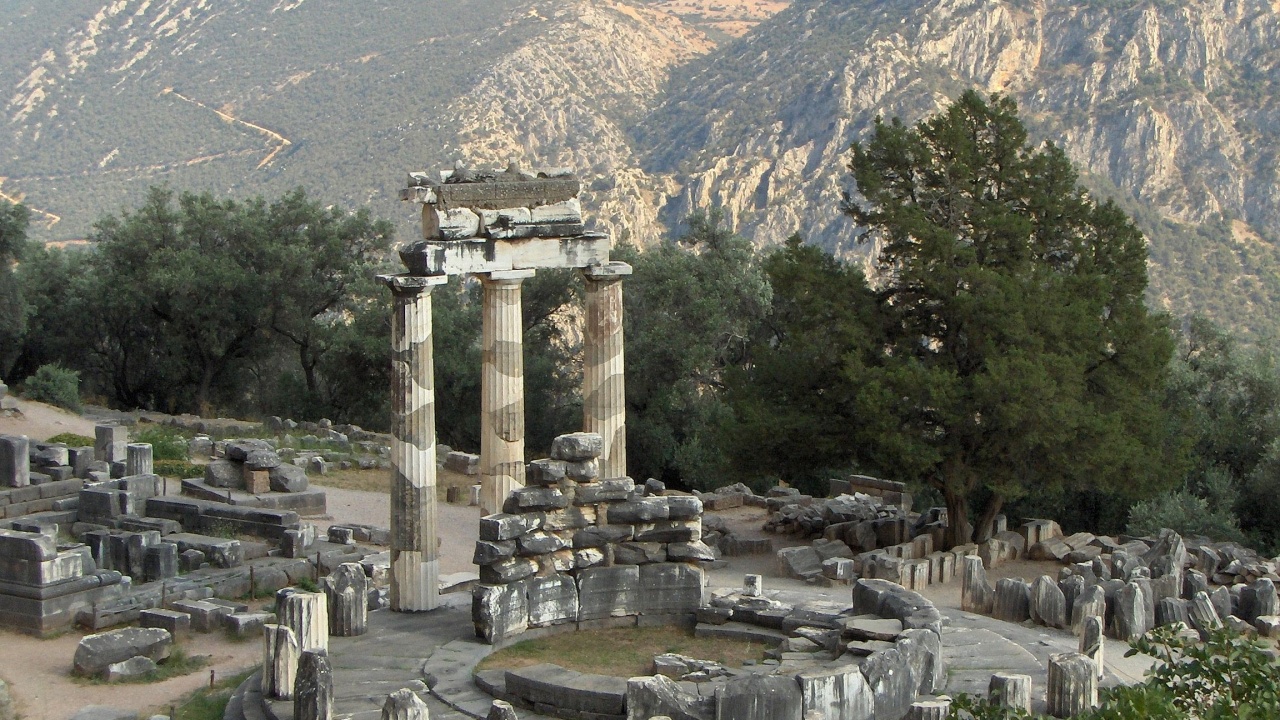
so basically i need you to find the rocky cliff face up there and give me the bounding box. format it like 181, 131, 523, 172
3, 0, 1279, 333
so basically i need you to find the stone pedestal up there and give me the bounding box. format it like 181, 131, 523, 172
988, 673, 1031, 711
480, 271, 532, 515
0, 434, 29, 488
126, 443, 153, 476
263, 624, 299, 699
95, 425, 127, 464
323, 563, 368, 637
1047, 653, 1097, 718
294, 648, 333, 720
905, 699, 951, 720
381, 274, 447, 612
582, 262, 631, 480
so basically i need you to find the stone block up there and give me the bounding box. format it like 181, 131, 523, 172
993, 578, 1031, 623
143, 542, 178, 583
140, 608, 191, 639
73, 627, 173, 676
634, 519, 700, 543
525, 459, 568, 487
516, 530, 569, 556
204, 460, 242, 489
270, 463, 309, 493
638, 563, 703, 615
626, 674, 714, 720
382, 689, 430, 720
798, 666, 872, 720
94, 426, 128, 464
473, 581, 529, 644
550, 433, 603, 462
607, 497, 670, 523
1047, 653, 1097, 718
778, 546, 823, 579
444, 451, 480, 475
294, 648, 333, 720
479, 514, 539, 542
473, 539, 517, 565
715, 674, 803, 720
578, 566, 640, 621
479, 557, 538, 585
244, 467, 271, 494
105, 656, 157, 682
526, 574, 578, 627
540, 507, 596, 531
988, 672, 1032, 711
1, 435, 31, 488
860, 647, 917, 720
574, 478, 634, 504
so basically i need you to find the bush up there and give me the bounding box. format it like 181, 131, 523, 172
1127, 469, 1244, 542
154, 459, 203, 479
22, 363, 81, 412
46, 432, 94, 447
135, 426, 191, 461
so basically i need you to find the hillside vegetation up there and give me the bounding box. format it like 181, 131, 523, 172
2, 0, 1280, 337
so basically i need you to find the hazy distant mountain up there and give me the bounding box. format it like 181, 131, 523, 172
4, 0, 1280, 336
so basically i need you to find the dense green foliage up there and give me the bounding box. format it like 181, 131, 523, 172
847, 91, 1175, 545
950, 626, 1280, 719
21, 363, 81, 411
0, 200, 30, 376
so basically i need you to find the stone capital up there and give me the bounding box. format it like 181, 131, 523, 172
377, 273, 448, 295
582, 261, 633, 280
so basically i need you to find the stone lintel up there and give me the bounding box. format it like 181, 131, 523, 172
377, 274, 448, 293
399, 235, 610, 277
400, 178, 580, 210
583, 261, 633, 280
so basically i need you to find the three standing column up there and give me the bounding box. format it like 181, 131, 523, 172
382, 274, 446, 612
581, 262, 632, 480
479, 270, 534, 516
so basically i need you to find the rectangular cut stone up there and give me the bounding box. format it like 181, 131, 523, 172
95, 425, 128, 464
799, 666, 873, 720
473, 581, 528, 644
526, 575, 578, 627
577, 566, 640, 621
716, 675, 804, 720
479, 514, 539, 542
541, 507, 596, 531
1, 435, 30, 488
244, 468, 271, 495
574, 478, 634, 504
398, 235, 610, 276
403, 176, 581, 209
638, 563, 703, 615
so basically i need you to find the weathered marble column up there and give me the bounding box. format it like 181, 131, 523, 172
479, 270, 533, 516
382, 274, 447, 612
582, 262, 631, 480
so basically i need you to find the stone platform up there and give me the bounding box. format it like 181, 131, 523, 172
181, 479, 326, 517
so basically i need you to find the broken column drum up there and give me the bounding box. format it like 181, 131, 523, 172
383, 274, 446, 612
126, 443, 153, 476
582, 262, 631, 480
480, 271, 531, 516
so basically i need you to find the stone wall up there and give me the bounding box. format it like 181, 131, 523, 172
472, 433, 711, 645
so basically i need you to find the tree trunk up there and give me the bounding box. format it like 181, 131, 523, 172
299, 342, 319, 395
943, 485, 973, 549
975, 493, 1005, 543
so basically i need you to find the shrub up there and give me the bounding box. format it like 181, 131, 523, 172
1127, 469, 1244, 542
154, 459, 203, 479
22, 364, 81, 412
135, 426, 191, 461
46, 432, 94, 447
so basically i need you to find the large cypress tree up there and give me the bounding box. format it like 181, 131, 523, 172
846, 91, 1177, 546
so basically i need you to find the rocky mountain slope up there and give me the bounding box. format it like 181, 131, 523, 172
3, 0, 1280, 336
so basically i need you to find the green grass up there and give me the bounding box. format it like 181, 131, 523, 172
295, 577, 320, 593
168, 667, 257, 720
46, 432, 94, 446
476, 626, 765, 678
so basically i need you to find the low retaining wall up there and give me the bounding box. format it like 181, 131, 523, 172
476, 578, 946, 720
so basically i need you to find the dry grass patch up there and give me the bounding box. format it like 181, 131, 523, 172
312, 467, 476, 501
476, 625, 765, 678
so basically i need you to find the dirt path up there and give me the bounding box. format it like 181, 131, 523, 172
0, 398, 99, 441
0, 629, 262, 720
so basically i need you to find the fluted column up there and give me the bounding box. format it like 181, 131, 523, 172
582, 262, 631, 480
480, 270, 533, 515
381, 273, 446, 612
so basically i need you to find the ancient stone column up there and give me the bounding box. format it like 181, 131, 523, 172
582, 261, 631, 480
479, 270, 533, 516
1047, 653, 1098, 718
1080, 615, 1105, 679
1189, 590, 1223, 639
278, 590, 328, 653
262, 624, 299, 699
126, 443, 153, 476
294, 648, 333, 720
382, 274, 447, 612
993, 578, 1031, 623
323, 562, 369, 637
988, 673, 1032, 712
1071, 585, 1106, 636
382, 688, 430, 720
